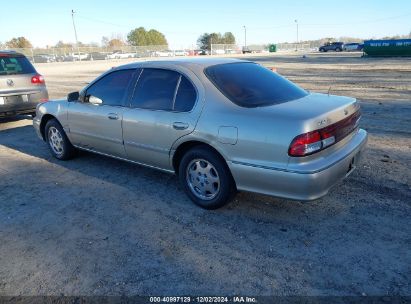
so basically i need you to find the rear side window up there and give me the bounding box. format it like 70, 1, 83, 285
131, 68, 197, 112
0, 56, 36, 75
86, 69, 136, 106
205, 62, 307, 108
174, 76, 197, 112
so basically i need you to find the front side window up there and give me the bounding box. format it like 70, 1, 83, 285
205, 62, 307, 108
86, 69, 136, 106
131, 68, 197, 112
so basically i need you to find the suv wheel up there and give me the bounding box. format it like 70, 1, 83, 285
179, 147, 236, 209
336, 47, 342, 52
45, 119, 76, 160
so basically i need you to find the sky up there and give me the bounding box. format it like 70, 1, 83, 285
1, 0, 410, 48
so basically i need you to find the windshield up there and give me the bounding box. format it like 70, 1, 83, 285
0, 55, 36, 76
205, 62, 308, 107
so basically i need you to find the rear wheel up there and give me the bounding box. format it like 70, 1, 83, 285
179, 147, 236, 209
45, 119, 76, 160
336, 47, 342, 52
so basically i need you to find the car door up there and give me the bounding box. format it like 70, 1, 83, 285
67, 69, 138, 157
122, 67, 203, 170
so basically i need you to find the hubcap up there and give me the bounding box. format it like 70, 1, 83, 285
186, 159, 220, 200
48, 127, 64, 156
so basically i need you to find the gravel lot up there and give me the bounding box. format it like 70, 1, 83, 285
0, 53, 410, 296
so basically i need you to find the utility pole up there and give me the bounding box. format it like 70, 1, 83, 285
71, 10, 81, 61
294, 19, 299, 51
243, 25, 247, 49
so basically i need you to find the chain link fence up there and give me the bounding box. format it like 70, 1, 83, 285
1, 45, 173, 63
276, 43, 312, 51
1, 42, 314, 63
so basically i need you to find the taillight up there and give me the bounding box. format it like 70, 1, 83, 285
289, 131, 322, 156
31, 74, 45, 85
289, 111, 360, 157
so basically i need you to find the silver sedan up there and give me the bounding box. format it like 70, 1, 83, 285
33, 58, 367, 209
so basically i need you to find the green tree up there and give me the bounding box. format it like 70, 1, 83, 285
6, 37, 33, 48
197, 32, 236, 50
127, 27, 167, 46
222, 32, 236, 44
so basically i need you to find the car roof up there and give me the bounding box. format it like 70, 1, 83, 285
0, 50, 25, 57
117, 57, 250, 71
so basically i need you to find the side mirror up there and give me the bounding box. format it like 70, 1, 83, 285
67, 91, 79, 102
88, 95, 103, 105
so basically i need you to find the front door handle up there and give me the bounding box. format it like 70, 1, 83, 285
107, 113, 119, 120
173, 122, 189, 130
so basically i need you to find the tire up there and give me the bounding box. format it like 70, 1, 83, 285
178, 147, 236, 209
336, 48, 342, 52
45, 118, 76, 160
319, 48, 325, 52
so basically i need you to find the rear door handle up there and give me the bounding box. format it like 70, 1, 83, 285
173, 122, 189, 130
108, 113, 119, 120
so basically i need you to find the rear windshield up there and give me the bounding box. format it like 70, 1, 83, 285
0, 55, 36, 75
205, 62, 307, 107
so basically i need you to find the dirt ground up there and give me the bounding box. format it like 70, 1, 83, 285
0, 53, 410, 296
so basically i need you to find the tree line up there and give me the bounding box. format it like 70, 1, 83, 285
3, 30, 409, 50
1, 28, 237, 50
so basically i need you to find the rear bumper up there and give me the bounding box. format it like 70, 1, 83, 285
0, 106, 36, 117
228, 129, 368, 201
0, 89, 48, 117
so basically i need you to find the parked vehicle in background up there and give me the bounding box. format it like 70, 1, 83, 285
33, 58, 367, 209
106, 50, 135, 59
89, 52, 109, 60
71, 52, 89, 61
29, 54, 56, 63
213, 49, 225, 55
174, 50, 189, 56
242, 47, 252, 54
225, 49, 238, 54
0, 51, 48, 118
343, 43, 362, 52
196, 50, 209, 55
151, 50, 173, 57
319, 42, 344, 52
58, 54, 76, 62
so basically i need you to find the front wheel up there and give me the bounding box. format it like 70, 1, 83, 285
179, 147, 236, 209
45, 119, 76, 160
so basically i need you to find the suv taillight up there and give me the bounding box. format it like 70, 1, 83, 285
31, 74, 45, 85
289, 111, 361, 157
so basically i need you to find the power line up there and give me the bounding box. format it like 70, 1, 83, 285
245, 12, 411, 31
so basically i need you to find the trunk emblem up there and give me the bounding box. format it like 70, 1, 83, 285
6, 79, 14, 87
317, 118, 330, 126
